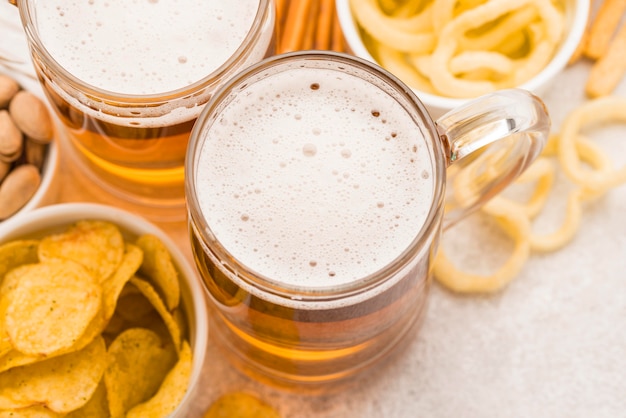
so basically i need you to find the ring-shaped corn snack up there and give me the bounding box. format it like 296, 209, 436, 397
433, 197, 531, 293
558, 96, 626, 192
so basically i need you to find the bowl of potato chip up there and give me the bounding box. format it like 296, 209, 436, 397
337, 0, 589, 116
0, 202, 208, 417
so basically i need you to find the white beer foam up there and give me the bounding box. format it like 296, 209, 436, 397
196, 67, 435, 291
36, 0, 260, 95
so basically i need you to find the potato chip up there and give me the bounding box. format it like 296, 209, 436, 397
126, 341, 192, 418
204, 392, 281, 418
129, 277, 183, 351
136, 234, 180, 311
65, 380, 109, 418
0, 296, 13, 358
116, 285, 157, 322
0, 406, 64, 417
0, 240, 38, 284
38, 220, 124, 282
0, 336, 106, 414
101, 243, 143, 320
4, 260, 101, 356
104, 328, 178, 418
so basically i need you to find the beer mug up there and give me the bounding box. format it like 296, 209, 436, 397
12, 0, 275, 220
185, 51, 549, 390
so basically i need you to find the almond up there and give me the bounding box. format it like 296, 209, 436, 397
0, 164, 41, 220
9, 91, 54, 144
0, 110, 23, 163
0, 75, 20, 109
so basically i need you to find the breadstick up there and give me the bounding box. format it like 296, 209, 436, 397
301, 0, 320, 50
279, 0, 314, 53
586, 21, 626, 97
315, 0, 335, 50
583, 0, 626, 60
275, 0, 289, 44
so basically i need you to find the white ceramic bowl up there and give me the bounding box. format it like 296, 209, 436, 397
0, 202, 209, 417
336, 0, 589, 117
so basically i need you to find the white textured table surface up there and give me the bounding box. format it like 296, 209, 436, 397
2, 3, 625, 417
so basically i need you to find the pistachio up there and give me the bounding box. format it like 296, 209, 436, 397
0, 75, 20, 109
9, 91, 54, 144
0, 110, 23, 163
0, 160, 10, 182
24, 137, 47, 170
0, 164, 41, 220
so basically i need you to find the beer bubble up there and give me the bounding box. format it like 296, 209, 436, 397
371, 110, 380, 117
302, 143, 317, 157
377, 202, 385, 208
309, 260, 317, 267
310, 83, 320, 90
421, 170, 430, 179
178, 56, 188, 64
241, 214, 250, 222
340, 149, 351, 159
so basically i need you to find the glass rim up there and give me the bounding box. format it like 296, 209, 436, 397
16, 0, 273, 103
185, 50, 447, 302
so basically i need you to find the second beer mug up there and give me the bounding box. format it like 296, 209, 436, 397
15, 0, 275, 220
186, 52, 549, 390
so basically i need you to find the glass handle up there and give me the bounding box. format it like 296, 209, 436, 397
436, 89, 550, 230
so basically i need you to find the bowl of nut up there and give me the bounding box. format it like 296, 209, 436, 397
0, 72, 58, 221
0, 202, 209, 417
336, 0, 589, 116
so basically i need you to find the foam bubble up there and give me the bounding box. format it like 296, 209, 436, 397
196, 67, 434, 289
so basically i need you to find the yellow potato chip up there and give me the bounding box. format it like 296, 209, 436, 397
38, 220, 125, 282
0, 296, 13, 358
65, 380, 109, 418
0, 240, 39, 284
116, 286, 157, 322
126, 341, 192, 418
136, 234, 180, 311
101, 243, 143, 320
130, 277, 183, 351
4, 260, 101, 356
204, 392, 281, 418
0, 405, 64, 417
0, 336, 106, 414
104, 328, 178, 418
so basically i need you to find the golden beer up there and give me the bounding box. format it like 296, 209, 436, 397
186, 53, 445, 389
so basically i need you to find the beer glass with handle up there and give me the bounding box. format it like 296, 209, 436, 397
185, 51, 550, 390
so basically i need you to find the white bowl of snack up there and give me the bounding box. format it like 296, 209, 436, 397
0, 202, 208, 417
0, 72, 58, 221
336, 0, 589, 116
